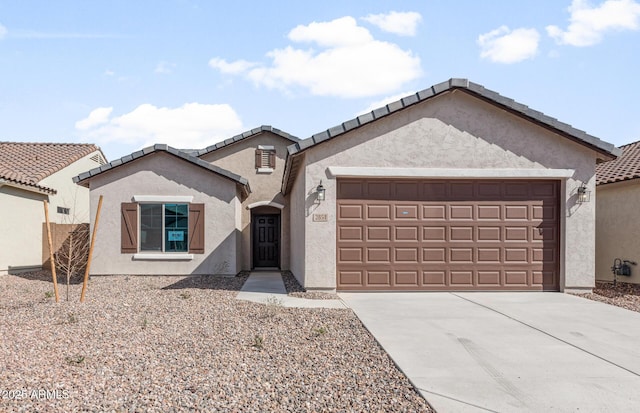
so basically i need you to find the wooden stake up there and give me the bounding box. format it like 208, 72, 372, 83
43, 200, 59, 302
81, 195, 103, 303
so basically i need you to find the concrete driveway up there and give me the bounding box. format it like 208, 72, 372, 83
339, 292, 640, 413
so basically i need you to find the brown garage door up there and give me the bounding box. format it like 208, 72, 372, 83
336, 179, 559, 291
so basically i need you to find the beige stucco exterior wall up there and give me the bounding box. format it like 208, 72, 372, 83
288, 160, 307, 285
0, 150, 104, 274
200, 132, 292, 270
86, 152, 241, 275
40, 150, 105, 224
596, 179, 640, 283
296, 90, 600, 291
0, 186, 48, 274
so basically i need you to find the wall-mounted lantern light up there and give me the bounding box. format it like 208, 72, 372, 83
316, 181, 326, 202
577, 184, 591, 203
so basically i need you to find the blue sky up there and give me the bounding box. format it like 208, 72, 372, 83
1, 0, 639, 161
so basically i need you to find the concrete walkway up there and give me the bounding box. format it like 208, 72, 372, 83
236, 272, 347, 309
340, 292, 640, 413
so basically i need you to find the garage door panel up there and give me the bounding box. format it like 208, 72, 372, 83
451, 271, 474, 285
450, 226, 474, 241
423, 248, 446, 262
424, 205, 446, 220
339, 226, 363, 241
395, 248, 419, 263
339, 204, 363, 219
478, 205, 501, 220
395, 271, 419, 286
337, 179, 559, 291
478, 226, 501, 241
423, 271, 446, 285
395, 205, 418, 219
367, 248, 390, 263
424, 226, 446, 241
367, 204, 391, 219
396, 226, 419, 241
367, 271, 391, 286
478, 270, 501, 286
367, 226, 391, 241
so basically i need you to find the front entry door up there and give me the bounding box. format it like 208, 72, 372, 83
253, 214, 280, 268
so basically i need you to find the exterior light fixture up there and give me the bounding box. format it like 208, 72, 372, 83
316, 181, 326, 202
577, 185, 590, 203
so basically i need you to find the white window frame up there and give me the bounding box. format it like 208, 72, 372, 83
132, 195, 194, 260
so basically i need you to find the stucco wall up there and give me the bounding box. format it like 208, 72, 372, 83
87, 152, 241, 275
40, 150, 104, 224
0, 186, 48, 273
288, 160, 307, 286
0, 151, 103, 274
298, 90, 600, 291
200, 132, 292, 270
596, 179, 640, 283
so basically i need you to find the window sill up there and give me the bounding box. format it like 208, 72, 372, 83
257, 167, 274, 174
133, 253, 194, 261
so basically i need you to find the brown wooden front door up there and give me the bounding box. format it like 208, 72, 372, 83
253, 214, 280, 268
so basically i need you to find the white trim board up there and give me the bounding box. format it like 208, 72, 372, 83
133, 195, 194, 203
326, 167, 575, 179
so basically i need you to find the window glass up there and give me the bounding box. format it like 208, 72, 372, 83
164, 204, 188, 252
140, 204, 163, 251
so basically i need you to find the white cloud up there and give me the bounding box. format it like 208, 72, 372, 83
75, 107, 113, 130
104, 69, 115, 76
546, 0, 640, 46
75, 103, 243, 150
477, 26, 540, 63
362, 11, 422, 36
210, 16, 422, 98
208, 57, 257, 74
357, 91, 414, 115
0, 24, 7, 40
154, 61, 175, 74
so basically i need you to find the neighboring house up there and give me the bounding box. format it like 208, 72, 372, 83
0, 142, 107, 274
75, 79, 620, 293
595, 140, 640, 283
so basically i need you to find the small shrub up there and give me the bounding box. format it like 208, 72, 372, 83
179, 292, 191, 300
251, 335, 264, 350
67, 313, 78, 324
313, 326, 328, 337
142, 318, 149, 330
65, 355, 85, 366
44, 291, 54, 299
263, 295, 283, 318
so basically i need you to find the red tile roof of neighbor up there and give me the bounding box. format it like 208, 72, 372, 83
596, 140, 640, 186
0, 142, 100, 194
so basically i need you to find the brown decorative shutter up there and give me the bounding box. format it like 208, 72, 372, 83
121, 202, 138, 253
269, 150, 276, 168
255, 149, 263, 168
188, 203, 205, 254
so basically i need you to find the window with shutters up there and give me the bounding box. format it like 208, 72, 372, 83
121, 201, 204, 256
255, 145, 276, 173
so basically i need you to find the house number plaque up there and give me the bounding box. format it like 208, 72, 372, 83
313, 213, 328, 222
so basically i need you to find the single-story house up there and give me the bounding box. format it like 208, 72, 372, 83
0, 142, 107, 274
75, 79, 620, 293
595, 140, 640, 283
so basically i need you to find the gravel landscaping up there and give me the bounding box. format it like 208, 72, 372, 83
0, 272, 432, 412
575, 281, 640, 312
282, 271, 340, 300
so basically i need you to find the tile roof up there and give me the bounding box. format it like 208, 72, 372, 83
282, 78, 621, 194
596, 140, 640, 185
0, 142, 101, 194
74, 144, 251, 198
195, 125, 299, 157
286, 78, 619, 159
